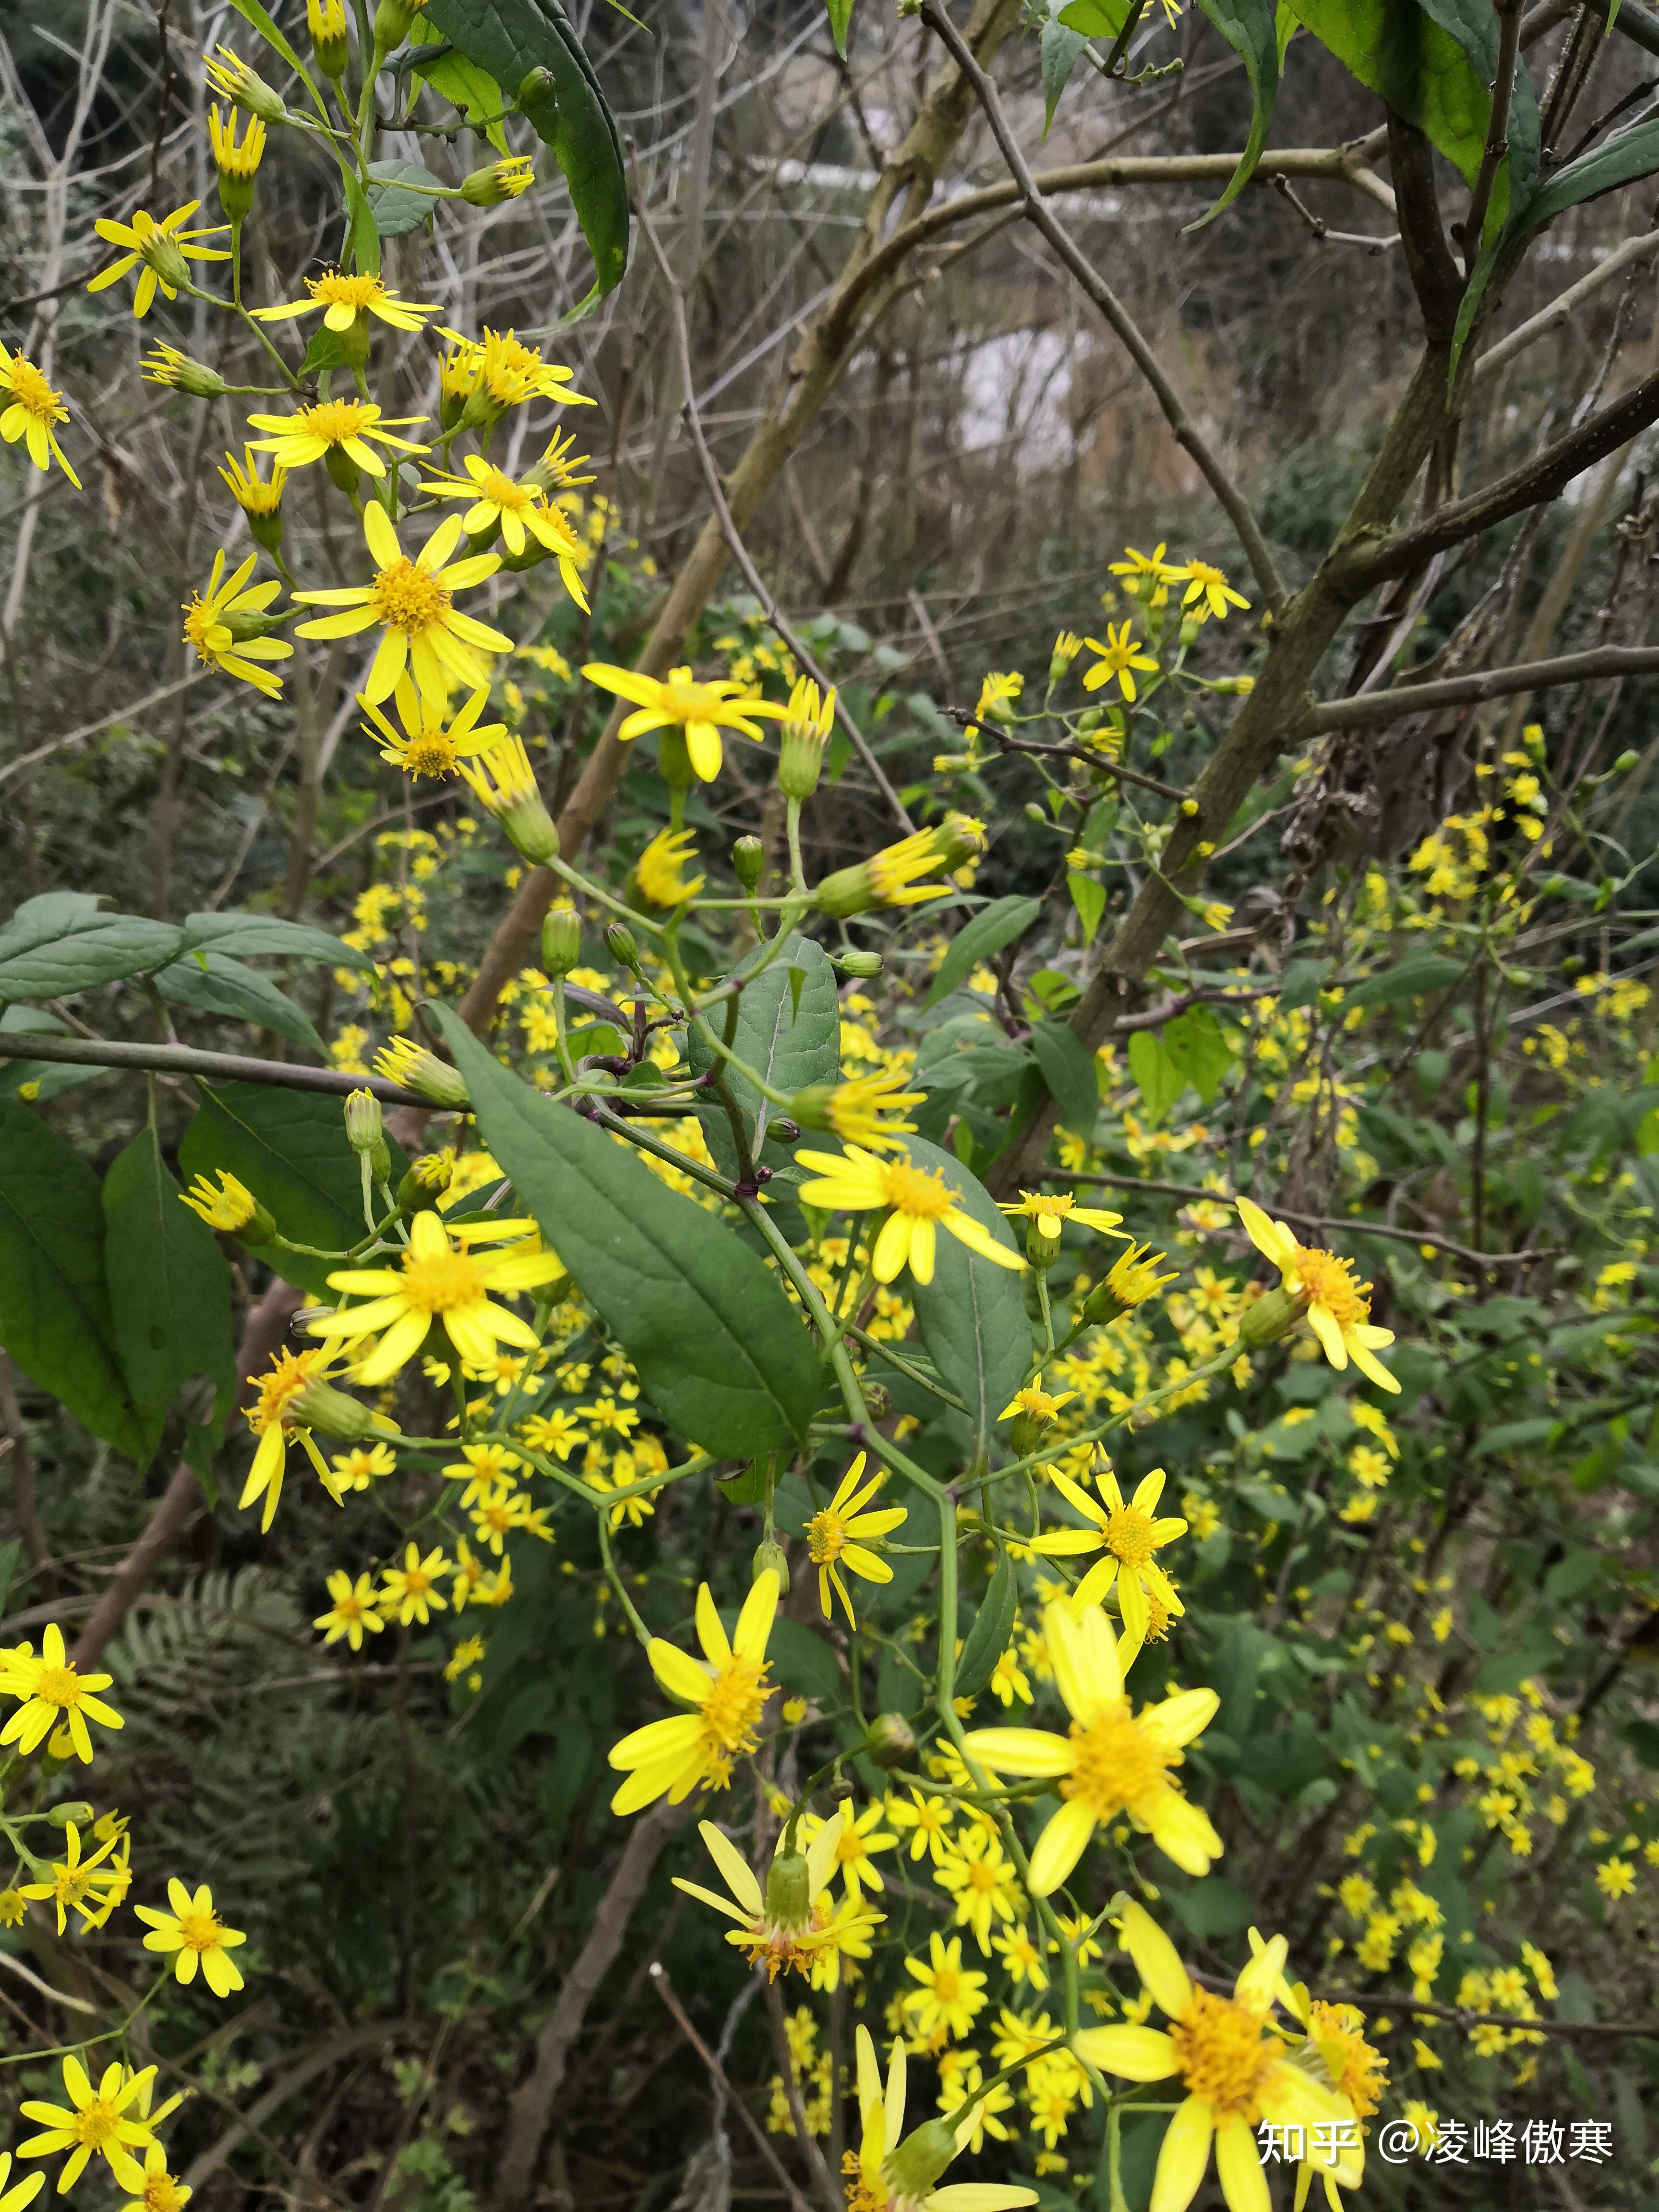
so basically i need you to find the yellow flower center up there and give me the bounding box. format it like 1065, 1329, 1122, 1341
1011, 1388, 1059, 1421
398, 1242, 484, 1314
71, 2099, 121, 2149
478, 467, 533, 513
806, 1508, 847, 1564
1061, 1701, 1171, 1821
300, 397, 381, 446
177, 1907, 224, 1954
1168, 1987, 1283, 2119
182, 595, 227, 658
884, 1162, 955, 1222
1289, 1246, 1370, 1328
1027, 1194, 1071, 1232
335, 1591, 366, 1621
660, 677, 724, 724
931, 1966, 960, 2003
398, 729, 459, 778
698, 1654, 771, 1771
842, 2151, 886, 2212
310, 272, 385, 310
248, 1348, 325, 1436
144, 2173, 189, 2212
1145, 1588, 1175, 1643
1308, 2002, 1387, 2119
1105, 1505, 1156, 1569
370, 556, 452, 640
7, 355, 61, 425
965, 1859, 999, 1895
403, 1566, 433, 1596
33, 1666, 84, 1712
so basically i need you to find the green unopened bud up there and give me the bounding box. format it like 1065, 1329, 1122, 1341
204, 46, 289, 125
1076, 708, 1103, 734
372, 0, 421, 52
460, 156, 535, 206
753, 1535, 791, 1594
604, 920, 640, 970
835, 950, 883, 978
344, 1086, 383, 1154
1238, 1284, 1302, 1350
518, 65, 557, 114
290, 1378, 374, 1442
884, 2121, 960, 2201
1614, 749, 1639, 773
732, 834, 765, 891
307, 0, 350, 77
542, 904, 582, 977
778, 677, 835, 802
862, 1382, 891, 1421
397, 1151, 454, 1211
48, 1801, 96, 1828
141, 346, 225, 398
863, 1712, 916, 1770
765, 1848, 811, 1928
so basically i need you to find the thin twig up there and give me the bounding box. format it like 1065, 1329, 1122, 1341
1460, 0, 1524, 270
1304, 643, 1659, 731
651, 1964, 815, 2212
3, 1033, 428, 1106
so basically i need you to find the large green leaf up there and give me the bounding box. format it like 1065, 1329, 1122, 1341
409, 17, 510, 152
180, 911, 377, 974
956, 1547, 1017, 1700
1030, 1019, 1099, 1134
925, 896, 1043, 1011
368, 158, 444, 237
0, 1096, 155, 1458
690, 935, 842, 1178
900, 1134, 1031, 1465
0, 904, 184, 1000
154, 952, 327, 1055
1189, 0, 1280, 227
433, 1005, 823, 1456
179, 1084, 407, 1297
424, 0, 627, 313
103, 1127, 235, 1434
0, 1007, 108, 1103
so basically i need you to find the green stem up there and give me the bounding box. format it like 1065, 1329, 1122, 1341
597, 1510, 651, 1647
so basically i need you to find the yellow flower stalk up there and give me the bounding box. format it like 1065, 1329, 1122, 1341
791, 1068, 926, 1153
1082, 621, 1158, 702
181, 549, 292, 697
0, 1622, 124, 1764
794, 1144, 1023, 1287
581, 661, 787, 782
671, 1807, 872, 1978
961, 1600, 1218, 1890
313, 1569, 385, 1649
253, 269, 437, 333
607, 1571, 780, 1811
1074, 1903, 1355, 2212
135, 1878, 247, 1996
309, 1210, 564, 1382
18, 2059, 157, 2194
848, 2025, 1036, 2212
293, 505, 511, 709
245, 397, 430, 477
0, 343, 80, 487
360, 677, 506, 779
87, 201, 229, 317
806, 1452, 906, 1626
1028, 1462, 1186, 1645
1235, 1195, 1399, 1392
635, 825, 704, 905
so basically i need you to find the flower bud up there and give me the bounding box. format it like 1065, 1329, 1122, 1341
835, 950, 883, 978
372, 0, 422, 53
518, 65, 558, 115
604, 920, 640, 969
885, 2121, 959, 2201
732, 834, 765, 891
204, 45, 289, 125
862, 1382, 891, 1421
180, 1168, 275, 1246
290, 1378, 374, 1441
542, 903, 582, 976
460, 156, 535, 206
752, 1534, 791, 1594
344, 1086, 383, 1154
863, 1712, 916, 1770
307, 0, 350, 76
397, 1151, 454, 1211
141, 345, 226, 398
1614, 749, 1639, 773
374, 1038, 469, 1110
1238, 1283, 1302, 1350
48, 1801, 96, 1828
765, 1847, 811, 1929
457, 738, 560, 866
1050, 630, 1083, 681
778, 676, 834, 802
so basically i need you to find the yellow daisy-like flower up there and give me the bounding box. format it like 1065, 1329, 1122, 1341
0, 1621, 124, 1765
1082, 621, 1158, 702
1177, 559, 1250, 621
0, 343, 80, 488
253, 269, 438, 333
117, 2143, 191, 2212
581, 661, 787, 782
801, 1798, 896, 1902
1028, 1462, 1186, 1646
820, 1070, 927, 1153
999, 1189, 1126, 1250
19, 1820, 129, 1935
420, 454, 592, 607
245, 397, 429, 478
903, 1931, 988, 2042
635, 826, 705, 906
1108, 541, 1183, 590
218, 445, 285, 521
293, 505, 511, 709
998, 1380, 1074, 1425
313, 1569, 385, 1650
961, 1600, 1218, 1891
179, 1167, 267, 1237
0, 2154, 44, 2212
672, 1808, 863, 1979
18, 2058, 157, 2194
239, 1345, 342, 1532
359, 677, 506, 780
816, 817, 986, 918
933, 1825, 1022, 1954
1074, 1903, 1354, 2212
1095, 1240, 1178, 1314
795, 1144, 1024, 1287
135, 1878, 247, 1996
850, 2024, 1036, 2212
465, 325, 593, 413
1236, 1195, 1399, 1393
381, 1542, 452, 1625
207, 104, 264, 185
181, 549, 293, 698
1252, 1940, 1386, 2212
86, 201, 229, 318
806, 1452, 906, 1628
308, 1210, 564, 1384
607, 1571, 780, 1811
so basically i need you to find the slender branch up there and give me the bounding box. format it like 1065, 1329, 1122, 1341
651, 1965, 815, 2212
1304, 643, 1659, 731
1288, 1983, 1659, 2040
962, 715, 1190, 803
1475, 228, 1659, 386
920, 0, 1287, 617
4, 1033, 427, 1107
1461, 0, 1524, 272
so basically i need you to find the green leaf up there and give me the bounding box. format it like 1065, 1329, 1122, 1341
153, 952, 327, 1056
425, 0, 628, 313
1127, 1029, 1182, 1124
924, 896, 1043, 1010
1041, 12, 1089, 133
432, 1005, 823, 1456
1188, 0, 1280, 228
1160, 1005, 1235, 1104
1276, 956, 1331, 1010
343, 168, 381, 276
956, 1548, 1017, 1700
1066, 872, 1105, 947
0, 1096, 155, 1458
0, 1009, 108, 1103
102, 1127, 235, 1433
0, 906, 184, 1000
299, 327, 352, 377
825, 0, 855, 59
1168, 1875, 1255, 1936
180, 910, 377, 975
179, 1083, 406, 1298
1058, 0, 1132, 31
1030, 1019, 1099, 1134
691, 934, 841, 1176
1341, 953, 1466, 1010
368, 158, 445, 237
410, 18, 510, 151
900, 1134, 1031, 1463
